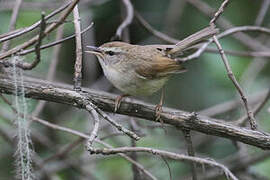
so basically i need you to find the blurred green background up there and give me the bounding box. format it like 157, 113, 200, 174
0, 0, 270, 179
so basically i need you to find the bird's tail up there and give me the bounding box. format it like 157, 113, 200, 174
168, 26, 219, 55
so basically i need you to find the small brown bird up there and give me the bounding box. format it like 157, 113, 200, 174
86, 26, 218, 119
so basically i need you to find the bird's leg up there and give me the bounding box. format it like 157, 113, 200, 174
155, 88, 164, 123
115, 94, 129, 112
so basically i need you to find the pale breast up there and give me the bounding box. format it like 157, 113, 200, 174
102, 63, 168, 96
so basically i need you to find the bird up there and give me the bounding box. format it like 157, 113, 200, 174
86, 26, 218, 120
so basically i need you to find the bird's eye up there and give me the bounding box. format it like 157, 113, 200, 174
106, 51, 115, 56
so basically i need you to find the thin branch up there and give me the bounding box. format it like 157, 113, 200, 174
87, 102, 140, 141
0, 1, 71, 43
180, 26, 270, 62
0, 28, 23, 39
17, 23, 93, 56
1, 13, 46, 70
0, 75, 270, 149
209, 0, 230, 25
0, 0, 80, 60
88, 146, 238, 180
73, 5, 83, 91
115, 0, 134, 39
209, 0, 259, 129
212, 35, 257, 130
20, 12, 46, 70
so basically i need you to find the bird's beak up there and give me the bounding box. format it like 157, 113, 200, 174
85, 46, 104, 59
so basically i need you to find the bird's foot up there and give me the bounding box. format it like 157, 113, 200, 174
155, 104, 163, 122
114, 94, 129, 112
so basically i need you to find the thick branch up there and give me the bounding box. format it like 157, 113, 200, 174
0, 74, 270, 149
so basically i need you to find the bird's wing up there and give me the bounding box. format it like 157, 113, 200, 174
135, 55, 187, 79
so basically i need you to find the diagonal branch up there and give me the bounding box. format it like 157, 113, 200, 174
209, 0, 257, 130
212, 35, 257, 130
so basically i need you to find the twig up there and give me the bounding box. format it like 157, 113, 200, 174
209, 0, 230, 25
0, 1, 71, 43
5, 12, 46, 70
88, 146, 238, 180
73, 5, 83, 91
115, 0, 134, 39
0, 28, 23, 39
17, 23, 93, 56
24, 12, 46, 70
180, 26, 270, 62
0, 0, 80, 60
85, 105, 100, 148
209, 0, 257, 130
1, 22, 93, 71
235, 88, 270, 126
182, 129, 197, 180
86, 102, 140, 141
212, 35, 257, 130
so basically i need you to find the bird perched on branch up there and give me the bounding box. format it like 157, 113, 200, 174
86, 26, 218, 120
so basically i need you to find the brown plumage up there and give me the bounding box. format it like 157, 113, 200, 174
86, 25, 218, 113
